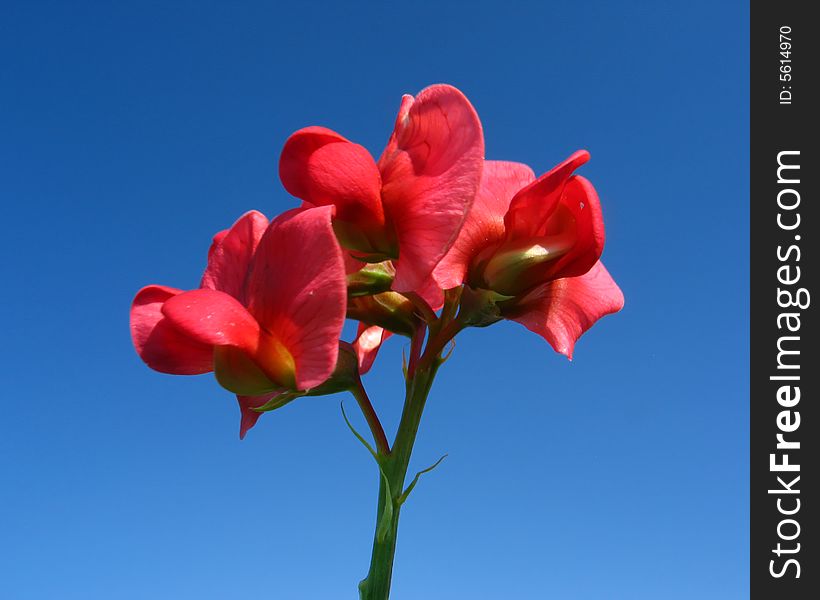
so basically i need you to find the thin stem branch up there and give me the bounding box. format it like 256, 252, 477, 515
440, 287, 463, 324
406, 322, 427, 379
417, 319, 465, 372
351, 377, 391, 456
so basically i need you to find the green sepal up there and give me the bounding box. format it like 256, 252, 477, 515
302, 343, 360, 396
252, 391, 304, 413
457, 286, 514, 328
375, 470, 395, 542
252, 343, 360, 414
213, 346, 279, 396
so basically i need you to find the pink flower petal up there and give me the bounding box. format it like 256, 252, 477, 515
434, 161, 535, 289
201, 211, 269, 301
279, 127, 385, 232
279, 126, 349, 197
161, 288, 260, 355
245, 206, 347, 390
207, 229, 229, 263
506, 262, 624, 359
504, 150, 590, 240
414, 274, 445, 311
378, 84, 485, 293
353, 323, 392, 375
130, 285, 214, 375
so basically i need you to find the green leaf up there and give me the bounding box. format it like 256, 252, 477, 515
439, 339, 456, 364
340, 401, 395, 542
398, 454, 448, 505
375, 470, 394, 542
340, 401, 380, 463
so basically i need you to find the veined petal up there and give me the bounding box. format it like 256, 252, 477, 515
378, 84, 485, 292
161, 288, 260, 355
130, 285, 214, 375
201, 211, 269, 301
279, 127, 385, 235
245, 206, 347, 390
504, 150, 589, 239
434, 161, 535, 289
414, 274, 445, 311
353, 323, 392, 375
505, 262, 624, 359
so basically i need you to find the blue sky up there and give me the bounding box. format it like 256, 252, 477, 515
1, 1, 748, 598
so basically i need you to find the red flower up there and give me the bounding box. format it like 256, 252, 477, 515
434, 153, 624, 358
130, 207, 348, 436
279, 84, 484, 299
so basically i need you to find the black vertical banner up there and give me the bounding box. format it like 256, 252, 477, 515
751, 1, 817, 598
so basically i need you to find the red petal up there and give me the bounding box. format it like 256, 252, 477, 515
503, 150, 589, 239
245, 206, 347, 390
201, 211, 269, 302
279, 126, 349, 198
279, 127, 385, 230
434, 161, 535, 289
236, 393, 279, 439
540, 174, 605, 280
161, 289, 260, 355
414, 274, 445, 311
353, 323, 392, 375
130, 285, 214, 375
342, 251, 366, 275
377, 84, 485, 292
507, 262, 624, 359
207, 229, 229, 263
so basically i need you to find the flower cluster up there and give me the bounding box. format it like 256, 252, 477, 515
130, 84, 624, 438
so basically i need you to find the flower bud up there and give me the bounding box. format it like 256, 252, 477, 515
347, 291, 417, 337
346, 261, 395, 297
456, 286, 512, 328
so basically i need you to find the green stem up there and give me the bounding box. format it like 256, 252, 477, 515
358, 360, 440, 599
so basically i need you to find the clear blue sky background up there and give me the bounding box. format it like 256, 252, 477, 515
1, 1, 748, 598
